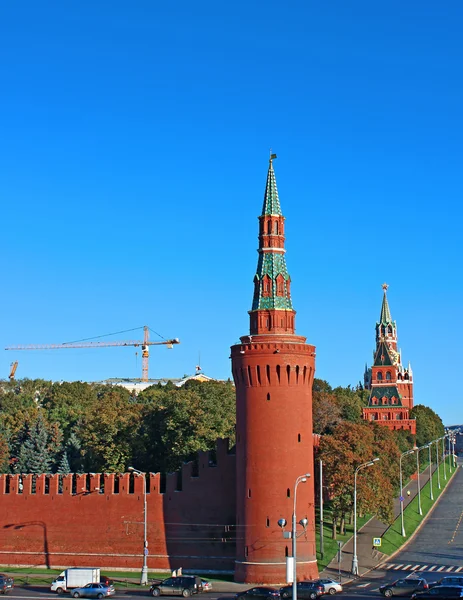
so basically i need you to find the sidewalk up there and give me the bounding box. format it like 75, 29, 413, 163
319, 462, 453, 582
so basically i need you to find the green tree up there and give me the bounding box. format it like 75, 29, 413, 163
15, 413, 52, 473
411, 404, 445, 448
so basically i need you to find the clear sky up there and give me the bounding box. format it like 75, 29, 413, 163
1, 1, 462, 425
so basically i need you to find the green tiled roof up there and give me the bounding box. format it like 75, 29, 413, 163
252, 252, 293, 310
369, 385, 402, 406
380, 288, 392, 324
373, 341, 393, 366
261, 159, 282, 216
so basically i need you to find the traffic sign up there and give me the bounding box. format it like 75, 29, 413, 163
399, 495, 404, 502
373, 538, 382, 547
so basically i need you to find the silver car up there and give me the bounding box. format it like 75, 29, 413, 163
312, 579, 343, 595
72, 583, 116, 599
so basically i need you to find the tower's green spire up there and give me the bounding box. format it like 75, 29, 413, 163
261, 154, 282, 216
380, 283, 392, 324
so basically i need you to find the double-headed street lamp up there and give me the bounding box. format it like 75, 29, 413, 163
291, 473, 310, 600
435, 439, 441, 490
425, 443, 433, 501
351, 458, 380, 576
129, 466, 148, 585
399, 449, 415, 537
415, 446, 423, 516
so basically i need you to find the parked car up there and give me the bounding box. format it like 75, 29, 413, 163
380, 579, 429, 598
201, 580, 212, 592
71, 583, 115, 599
235, 588, 281, 600
280, 582, 324, 600
312, 579, 343, 596
0, 575, 14, 595
429, 580, 463, 590
150, 576, 202, 597
411, 586, 463, 600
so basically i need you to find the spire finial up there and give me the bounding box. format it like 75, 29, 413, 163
382, 282, 389, 292
269, 149, 277, 164
379, 283, 392, 324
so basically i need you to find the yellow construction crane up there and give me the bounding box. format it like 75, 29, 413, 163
9, 361, 18, 380
5, 326, 179, 382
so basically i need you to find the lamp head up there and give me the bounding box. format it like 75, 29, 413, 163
277, 519, 287, 529
299, 518, 308, 528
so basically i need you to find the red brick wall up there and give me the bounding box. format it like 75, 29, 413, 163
0, 439, 236, 573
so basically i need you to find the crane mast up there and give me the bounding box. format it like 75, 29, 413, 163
5, 325, 180, 382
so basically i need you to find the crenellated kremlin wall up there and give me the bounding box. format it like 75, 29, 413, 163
0, 439, 236, 572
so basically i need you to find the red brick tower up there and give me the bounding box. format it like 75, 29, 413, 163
362, 284, 416, 434
231, 156, 318, 584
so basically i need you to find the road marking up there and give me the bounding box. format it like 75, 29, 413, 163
404, 565, 412, 570
449, 509, 463, 544
356, 583, 371, 587
385, 563, 396, 570
428, 566, 437, 571
394, 564, 405, 570
419, 565, 428, 571
411, 565, 421, 571
436, 566, 445, 572
446, 566, 455, 572
455, 567, 463, 572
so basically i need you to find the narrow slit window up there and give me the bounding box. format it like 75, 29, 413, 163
267, 393, 271, 401
266, 518, 270, 527
287, 488, 291, 498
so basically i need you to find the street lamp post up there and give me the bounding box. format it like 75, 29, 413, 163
416, 447, 422, 516
436, 439, 441, 490
448, 435, 452, 472
443, 436, 447, 481
399, 449, 415, 537
292, 473, 310, 600
351, 458, 380, 576
129, 467, 148, 585
426, 443, 433, 501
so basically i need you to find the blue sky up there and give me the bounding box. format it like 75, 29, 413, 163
1, 1, 462, 425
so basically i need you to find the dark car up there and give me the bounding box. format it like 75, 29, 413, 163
150, 576, 202, 597
380, 579, 429, 598
429, 580, 463, 590
0, 575, 14, 595
411, 586, 463, 600
235, 588, 280, 600
280, 582, 324, 600
100, 576, 114, 587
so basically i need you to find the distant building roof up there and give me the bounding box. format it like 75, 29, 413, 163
98, 372, 224, 393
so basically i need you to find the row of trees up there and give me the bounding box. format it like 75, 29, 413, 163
313, 379, 446, 535
0, 376, 445, 534
0, 378, 236, 475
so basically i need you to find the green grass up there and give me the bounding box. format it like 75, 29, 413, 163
380, 459, 455, 556
315, 505, 371, 571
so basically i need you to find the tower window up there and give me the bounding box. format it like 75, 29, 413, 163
386, 371, 391, 380
286, 364, 291, 384
298, 433, 301, 442
287, 488, 291, 498
247, 366, 253, 386
388, 325, 393, 334
256, 365, 261, 385
267, 393, 271, 401
377, 372, 383, 381
267, 221, 272, 234
248, 489, 251, 498
276, 365, 281, 383
266, 365, 271, 384
274, 221, 279, 234
266, 517, 270, 527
